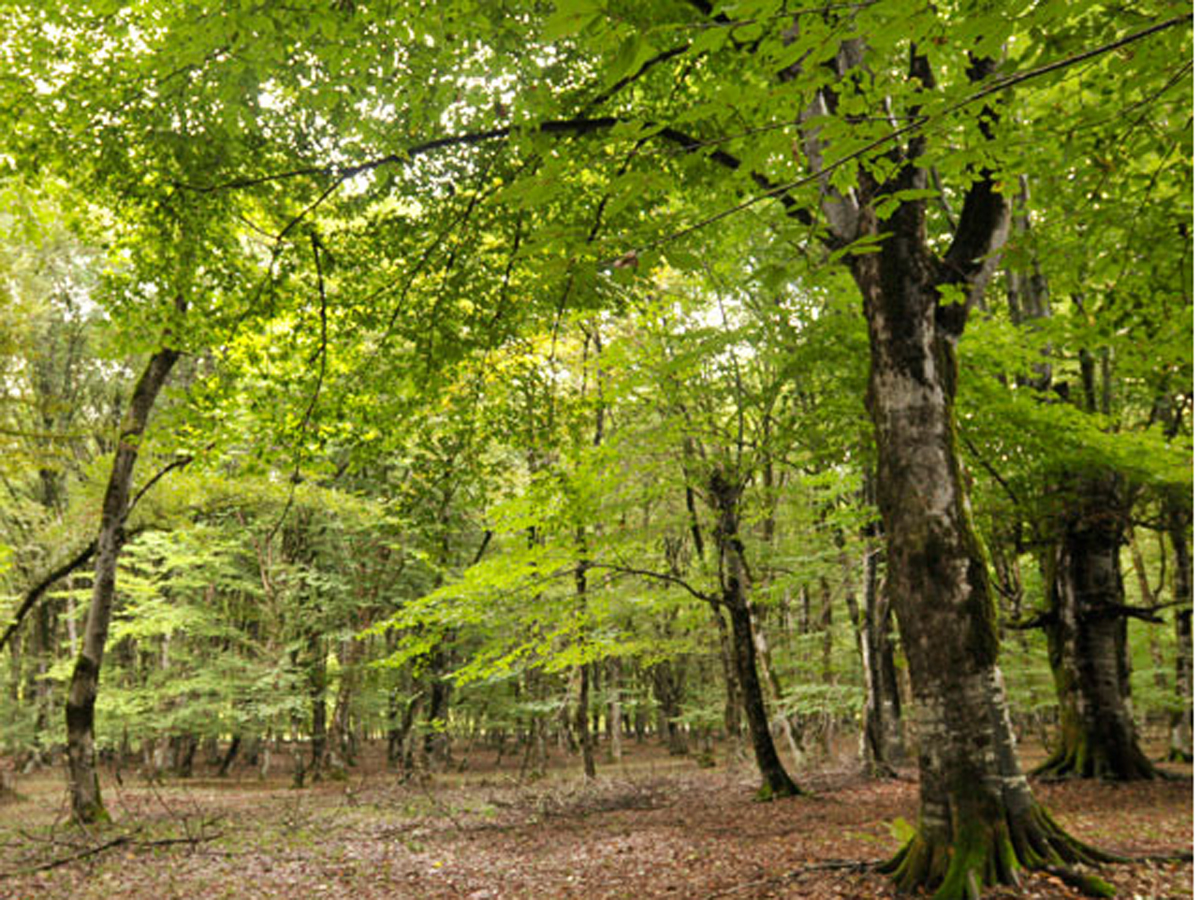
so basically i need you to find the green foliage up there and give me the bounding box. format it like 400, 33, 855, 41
0, 0, 1188, 815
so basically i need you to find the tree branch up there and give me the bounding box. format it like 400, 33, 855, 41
583, 561, 717, 605
0, 451, 196, 653
0, 541, 97, 653
174, 14, 1189, 257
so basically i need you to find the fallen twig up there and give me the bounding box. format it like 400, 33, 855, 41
0, 828, 223, 878
138, 831, 224, 850
1, 835, 133, 877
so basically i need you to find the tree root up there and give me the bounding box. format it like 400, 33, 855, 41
879, 803, 1122, 899
1031, 741, 1165, 781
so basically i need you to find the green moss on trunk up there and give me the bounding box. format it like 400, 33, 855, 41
881, 803, 1120, 899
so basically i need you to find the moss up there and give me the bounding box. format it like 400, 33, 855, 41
753, 779, 803, 802
1045, 866, 1117, 898
881, 804, 1120, 899
77, 794, 111, 824
939, 376, 1002, 669
929, 817, 996, 900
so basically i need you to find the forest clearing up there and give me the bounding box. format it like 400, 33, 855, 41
0, 739, 1192, 899
0, 1, 1192, 898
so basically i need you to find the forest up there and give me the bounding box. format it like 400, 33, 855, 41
0, 1, 1193, 898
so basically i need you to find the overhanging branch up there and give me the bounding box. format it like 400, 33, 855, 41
0, 453, 197, 653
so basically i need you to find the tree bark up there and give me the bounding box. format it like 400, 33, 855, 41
1032, 474, 1161, 780
65, 345, 180, 823
307, 637, 330, 780
709, 468, 800, 799
843, 121, 1113, 895
330, 636, 361, 770
574, 654, 596, 778
846, 535, 904, 776
423, 654, 452, 770
750, 602, 804, 772
1166, 496, 1193, 762
217, 734, 241, 777
650, 658, 689, 756
606, 656, 623, 763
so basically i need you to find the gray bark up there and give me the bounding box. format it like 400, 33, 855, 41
1033, 474, 1160, 780
65, 345, 180, 823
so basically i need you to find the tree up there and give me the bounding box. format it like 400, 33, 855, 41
953, 52, 1192, 781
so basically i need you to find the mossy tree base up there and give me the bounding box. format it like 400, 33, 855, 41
1031, 740, 1165, 781
880, 804, 1121, 900
73, 798, 112, 825
753, 778, 806, 802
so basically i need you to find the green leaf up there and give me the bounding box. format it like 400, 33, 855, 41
542, 1, 601, 41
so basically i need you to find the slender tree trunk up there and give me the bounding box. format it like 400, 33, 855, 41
750, 603, 804, 772
846, 537, 904, 775
572, 545, 596, 777
574, 655, 596, 778
65, 345, 180, 823
709, 469, 799, 799
606, 657, 623, 763
650, 659, 689, 756
395, 692, 423, 777
519, 669, 548, 779
218, 734, 241, 777
330, 636, 360, 771
1166, 497, 1192, 762
682, 475, 742, 739
308, 636, 329, 781
1032, 474, 1160, 780
32, 599, 55, 764
171, 733, 197, 777
423, 655, 452, 770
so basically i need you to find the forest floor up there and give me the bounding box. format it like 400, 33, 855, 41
0, 740, 1192, 899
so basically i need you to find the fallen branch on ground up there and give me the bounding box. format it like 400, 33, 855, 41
0, 828, 223, 878
1, 835, 133, 877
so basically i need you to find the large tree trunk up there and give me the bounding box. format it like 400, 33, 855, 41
1033, 474, 1160, 780
65, 346, 180, 823
848, 163, 1112, 895
709, 469, 800, 800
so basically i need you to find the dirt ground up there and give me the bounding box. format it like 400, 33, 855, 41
0, 740, 1192, 899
